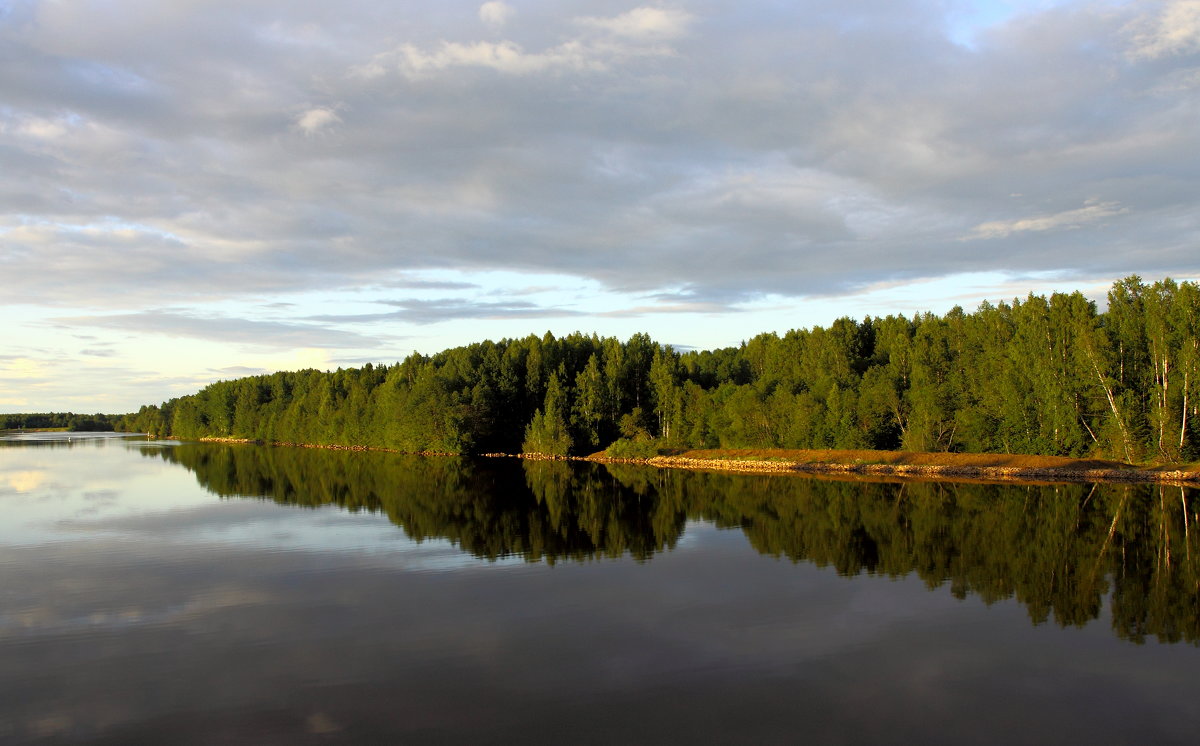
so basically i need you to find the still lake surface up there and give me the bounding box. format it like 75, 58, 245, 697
2, 432, 1200, 744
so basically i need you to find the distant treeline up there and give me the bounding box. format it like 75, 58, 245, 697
2, 412, 124, 432
119, 276, 1200, 462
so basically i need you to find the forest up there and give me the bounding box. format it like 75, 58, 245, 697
118, 276, 1200, 463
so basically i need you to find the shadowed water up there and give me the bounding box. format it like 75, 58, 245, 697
3, 433, 1199, 744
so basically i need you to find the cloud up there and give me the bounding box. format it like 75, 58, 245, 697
1128, 0, 1200, 59
353, 6, 688, 79
310, 298, 584, 325
355, 39, 605, 78
310, 293, 744, 323
381, 279, 481, 291
966, 200, 1129, 240
0, 349, 220, 414
54, 311, 380, 350
1, 0, 1198, 317
479, 2, 514, 29
576, 7, 693, 39
600, 302, 738, 318
294, 107, 341, 135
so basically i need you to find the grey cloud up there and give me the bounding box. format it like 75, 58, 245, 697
310, 298, 584, 325
55, 311, 379, 350
1, 1, 1197, 309
80, 348, 116, 357
600, 302, 743, 318
380, 279, 481, 291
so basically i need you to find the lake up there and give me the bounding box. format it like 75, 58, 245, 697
2, 432, 1199, 744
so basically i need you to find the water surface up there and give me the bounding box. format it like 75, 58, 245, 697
2, 433, 1199, 744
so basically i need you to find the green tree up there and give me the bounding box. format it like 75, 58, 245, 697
523, 372, 572, 456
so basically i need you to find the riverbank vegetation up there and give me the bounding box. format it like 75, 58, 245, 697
119, 276, 1200, 464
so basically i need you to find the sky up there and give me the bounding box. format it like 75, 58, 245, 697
2, 0, 1198, 414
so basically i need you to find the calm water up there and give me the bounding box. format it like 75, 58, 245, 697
3, 433, 1200, 744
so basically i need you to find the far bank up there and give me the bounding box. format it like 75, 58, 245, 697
586, 448, 1200, 485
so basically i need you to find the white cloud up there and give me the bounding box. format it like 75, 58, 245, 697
479, 1, 514, 29
12, 116, 72, 140
395, 39, 599, 76
353, 29, 685, 79
295, 107, 341, 135
353, 6, 690, 80
966, 200, 1128, 240
576, 7, 693, 39
1128, 0, 1200, 59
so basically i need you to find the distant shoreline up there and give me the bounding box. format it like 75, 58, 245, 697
0, 427, 70, 433
190, 438, 1200, 486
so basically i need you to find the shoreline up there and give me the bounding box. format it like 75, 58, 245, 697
192, 437, 1200, 486
607, 455, 1200, 486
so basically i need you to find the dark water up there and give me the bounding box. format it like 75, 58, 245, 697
2, 433, 1200, 744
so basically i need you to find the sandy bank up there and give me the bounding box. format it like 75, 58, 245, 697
585, 448, 1200, 485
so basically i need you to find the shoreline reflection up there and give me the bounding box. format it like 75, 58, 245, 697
154, 443, 1200, 645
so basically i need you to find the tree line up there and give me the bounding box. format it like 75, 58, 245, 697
2, 412, 124, 432
119, 276, 1200, 462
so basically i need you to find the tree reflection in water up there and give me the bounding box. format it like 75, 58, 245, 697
157, 443, 1200, 645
